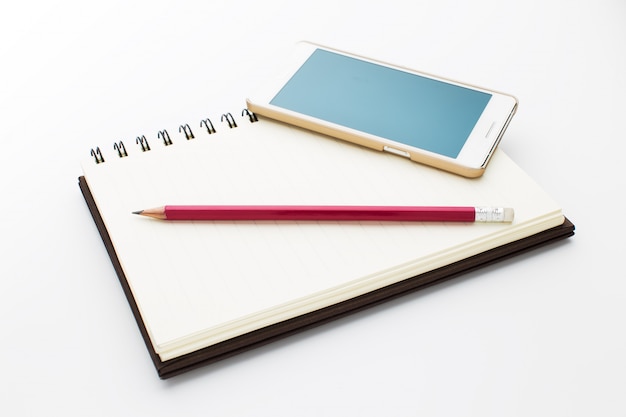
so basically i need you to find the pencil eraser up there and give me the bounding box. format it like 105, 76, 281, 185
503, 208, 515, 222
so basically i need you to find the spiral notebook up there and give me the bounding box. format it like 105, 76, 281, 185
79, 109, 574, 378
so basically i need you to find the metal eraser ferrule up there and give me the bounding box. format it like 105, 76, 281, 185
474, 207, 514, 223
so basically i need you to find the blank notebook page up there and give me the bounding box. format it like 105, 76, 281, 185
82, 117, 563, 360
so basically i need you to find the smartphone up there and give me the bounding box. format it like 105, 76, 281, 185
246, 42, 518, 177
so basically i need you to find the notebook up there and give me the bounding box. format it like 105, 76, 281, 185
79, 109, 574, 378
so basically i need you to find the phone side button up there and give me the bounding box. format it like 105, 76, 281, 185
485, 121, 497, 138
383, 146, 410, 158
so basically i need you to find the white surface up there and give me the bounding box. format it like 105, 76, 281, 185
1, 1, 624, 415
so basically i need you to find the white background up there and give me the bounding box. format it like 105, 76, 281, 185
1, 1, 624, 415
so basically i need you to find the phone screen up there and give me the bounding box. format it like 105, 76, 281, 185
270, 48, 492, 158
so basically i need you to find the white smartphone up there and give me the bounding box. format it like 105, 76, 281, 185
247, 42, 518, 177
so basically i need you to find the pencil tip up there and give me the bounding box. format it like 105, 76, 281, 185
132, 210, 143, 215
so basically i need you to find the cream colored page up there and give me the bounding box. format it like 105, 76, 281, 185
82, 117, 562, 356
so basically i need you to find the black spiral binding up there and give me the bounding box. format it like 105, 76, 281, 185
200, 118, 216, 134
90, 147, 105, 164
221, 112, 237, 129
242, 108, 258, 123
158, 130, 173, 146
113, 141, 128, 158
179, 124, 195, 140
136, 135, 150, 152
89, 109, 257, 163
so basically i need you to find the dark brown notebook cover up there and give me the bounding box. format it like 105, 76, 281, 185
79, 175, 574, 379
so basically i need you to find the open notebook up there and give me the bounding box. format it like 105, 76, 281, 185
79, 110, 573, 378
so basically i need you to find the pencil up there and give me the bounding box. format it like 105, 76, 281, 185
132, 205, 514, 223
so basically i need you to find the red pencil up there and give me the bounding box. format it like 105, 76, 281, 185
133, 205, 514, 223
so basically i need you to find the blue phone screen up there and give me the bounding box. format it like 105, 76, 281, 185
270, 49, 492, 158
